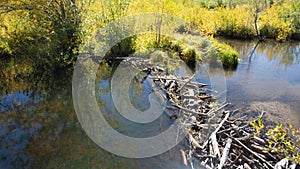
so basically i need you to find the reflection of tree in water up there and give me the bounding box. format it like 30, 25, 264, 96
259, 42, 300, 67
220, 39, 300, 68
0, 58, 70, 168
0, 58, 133, 169
1, 39, 298, 168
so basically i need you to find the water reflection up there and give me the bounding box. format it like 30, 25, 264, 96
0, 59, 188, 168
0, 61, 132, 168
219, 39, 300, 128
220, 39, 300, 67
0, 39, 299, 168
258, 42, 300, 67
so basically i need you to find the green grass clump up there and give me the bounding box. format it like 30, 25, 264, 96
206, 38, 239, 69
134, 34, 239, 69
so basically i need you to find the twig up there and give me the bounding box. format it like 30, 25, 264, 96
253, 136, 266, 145
201, 111, 231, 149
172, 104, 207, 116
232, 137, 274, 169
189, 134, 201, 148
207, 103, 230, 116
177, 73, 196, 92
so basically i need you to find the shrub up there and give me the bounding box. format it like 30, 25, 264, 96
266, 124, 300, 163
260, 6, 293, 41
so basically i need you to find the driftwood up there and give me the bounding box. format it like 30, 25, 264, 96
122, 58, 300, 169
211, 133, 221, 158
177, 73, 196, 92
219, 138, 232, 169
180, 149, 188, 166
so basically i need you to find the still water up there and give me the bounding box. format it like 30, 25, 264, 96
0, 40, 299, 168
221, 39, 300, 128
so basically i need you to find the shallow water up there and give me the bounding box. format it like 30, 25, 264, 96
220, 39, 300, 127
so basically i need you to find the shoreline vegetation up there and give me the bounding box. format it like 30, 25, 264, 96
0, 0, 299, 69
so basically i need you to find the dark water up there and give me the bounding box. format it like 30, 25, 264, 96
0, 40, 299, 168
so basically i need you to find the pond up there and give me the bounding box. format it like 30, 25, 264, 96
0, 40, 299, 168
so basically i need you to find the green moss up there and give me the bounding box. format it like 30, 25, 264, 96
206, 38, 239, 69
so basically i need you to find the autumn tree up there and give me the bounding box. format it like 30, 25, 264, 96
0, 0, 90, 67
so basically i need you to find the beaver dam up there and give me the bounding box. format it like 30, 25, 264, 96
116, 57, 300, 169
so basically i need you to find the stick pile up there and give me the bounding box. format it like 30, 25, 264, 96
120, 57, 299, 169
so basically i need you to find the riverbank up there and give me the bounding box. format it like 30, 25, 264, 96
0, 0, 299, 69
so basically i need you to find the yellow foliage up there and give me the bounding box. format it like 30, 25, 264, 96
260, 5, 293, 41
250, 117, 265, 135
61, 0, 300, 47
267, 123, 300, 163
